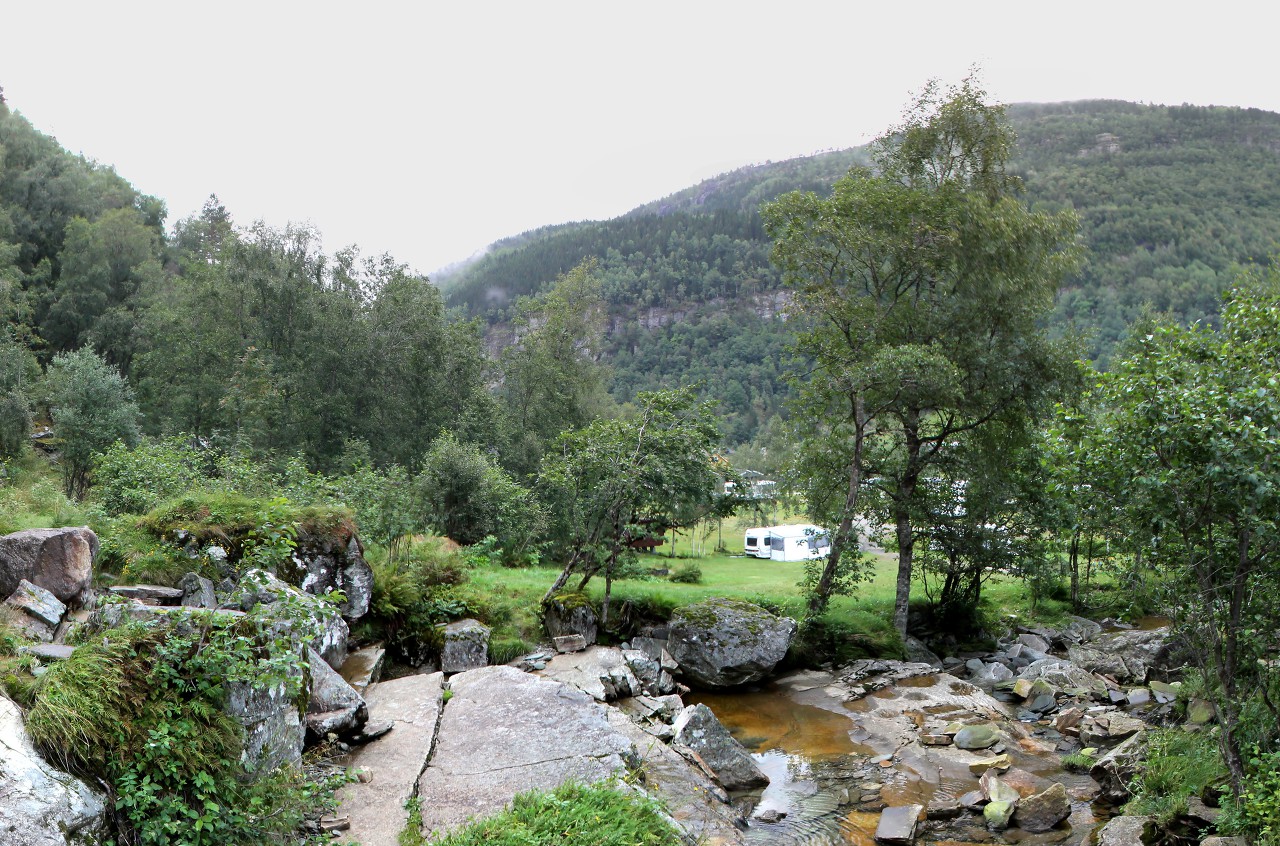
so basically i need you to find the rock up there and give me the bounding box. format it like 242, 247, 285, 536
543, 593, 598, 645
874, 804, 923, 843
415, 666, 637, 835
1017, 633, 1051, 653
335, 673, 445, 846
554, 634, 587, 653
920, 733, 953, 746
1091, 730, 1147, 803
1081, 712, 1146, 745
926, 796, 963, 820
1199, 838, 1248, 846
1096, 815, 1154, 846
1127, 688, 1151, 706
667, 598, 796, 689
1188, 698, 1215, 724
1028, 693, 1057, 713
979, 771, 1020, 804
672, 703, 769, 790
623, 648, 675, 696
1053, 707, 1084, 734
1012, 678, 1035, 698
953, 723, 1001, 750
21, 643, 75, 661
1083, 628, 1173, 683
968, 754, 1011, 775
439, 619, 490, 674
179, 571, 218, 609
539, 646, 641, 702
233, 569, 349, 669
1184, 796, 1220, 826
984, 799, 1016, 830
628, 636, 669, 662
1060, 615, 1104, 643
226, 663, 305, 773
959, 790, 986, 811
0, 527, 98, 607
1148, 679, 1179, 703
279, 530, 374, 623
1013, 782, 1071, 832
0, 693, 106, 845
1019, 658, 1109, 698
339, 644, 386, 696
5, 578, 66, 628
754, 808, 786, 824
109, 584, 185, 603
306, 648, 369, 741
903, 636, 943, 669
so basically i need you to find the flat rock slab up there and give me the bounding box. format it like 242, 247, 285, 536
416, 665, 636, 836
20, 644, 75, 661
537, 645, 640, 702
339, 644, 386, 696
875, 804, 923, 843
335, 672, 444, 846
109, 585, 185, 603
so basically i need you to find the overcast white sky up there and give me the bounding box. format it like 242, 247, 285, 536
2, 2, 1276, 275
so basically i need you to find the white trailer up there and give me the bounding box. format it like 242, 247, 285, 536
743, 527, 771, 558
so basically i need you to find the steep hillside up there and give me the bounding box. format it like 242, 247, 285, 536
442, 101, 1280, 442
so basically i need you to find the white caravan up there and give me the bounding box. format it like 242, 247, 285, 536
743, 524, 830, 561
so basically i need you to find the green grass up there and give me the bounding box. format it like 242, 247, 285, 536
1124, 728, 1227, 823
399, 782, 681, 846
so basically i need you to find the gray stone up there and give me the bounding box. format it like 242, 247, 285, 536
233, 569, 349, 669
959, 790, 986, 811
109, 584, 185, 603
1061, 615, 1104, 643
1127, 688, 1151, 706
1148, 679, 1179, 703
5, 578, 66, 628
1199, 838, 1248, 846
903, 636, 943, 669
979, 771, 1021, 804
1013, 782, 1071, 832
1188, 698, 1215, 724
306, 648, 368, 740
1017, 633, 1051, 653
1081, 628, 1173, 683
1096, 815, 1154, 846
543, 594, 598, 644
20, 644, 74, 661
623, 648, 675, 696
629, 636, 669, 661
666, 598, 796, 689
440, 618, 490, 674
539, 646, 640, 702
179, 571, 218, 609
0, 526, 98, 607
279, 531, 374, 623
554, 634, 587, 653
335, 673, 444, 846
1019, 658, 1109, 698
874, 804, 923, 843
1081, 712, 1146, 745
226, 664, 305, 774
415, 666, 637, 835
953, 723, 1001, 750
1028, 693, 1057, 713
0, 693, 106, 845
1091, 730, 1147, 803
672, 703, 769, 790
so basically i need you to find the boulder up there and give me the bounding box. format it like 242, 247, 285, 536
979, 771, 1021, 805
1059, 615, 1104, 644
666, 598, 796, 689
226, 664, 305, 773
543, 593, 598, 645
1019, 658, 1109, 698
109, 584, 185, 603
1091, 730, 1147, 804
415, 666, 637, 834
339, 644, 386, 696
1188, 699, 1215, 724
6, 579, 66, 629
672, 703, 769, 790
968, 754, 1011, 775
539, 646, 640, 702
306, 648, 368, 741
903, 636, 943, 669
1081, 712, 1145, 746
1017, 633, 1051, 653
439, 619, 490, 674
984, 800, 1016, 831
1083, 628, 1173, 682
278, 531, 373, 623
874, 804, 923, 843
179, 571, 218, 609
0, 693, 106, 846
623, 648, 675, 696
232, 569, 349, 669
0, 527, 97, 607
1013, 782, 1071, 832
554, 634, 587, 653
1096, 816, 1154, 846
953, 723, 1001, 750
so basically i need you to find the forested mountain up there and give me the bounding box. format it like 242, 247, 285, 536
441, 101, 1280, 443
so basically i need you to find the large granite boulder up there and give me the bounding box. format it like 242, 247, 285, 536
306, 648, 368, 741
543, 592, 598, 645
0, 693, 106, 845
278, 529, 374, 623
667, 598, 796, 689
415, 666, 637, 835
1085, 628, 1174, 682
671, 703, 769, 790
1091, 730, 1147, 804
232, 569, 349, 669
0, 527, 98, 607
439, 618, 490, 674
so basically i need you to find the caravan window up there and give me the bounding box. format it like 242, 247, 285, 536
745, 535, 758, 548
770, 536, 785, 551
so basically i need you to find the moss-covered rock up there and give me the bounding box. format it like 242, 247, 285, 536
666, 597, 796, 689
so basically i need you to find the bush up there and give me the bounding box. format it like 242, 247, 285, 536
1221, 747, 1280, 846
93, 436, 207, 516
668, 563, 703, 584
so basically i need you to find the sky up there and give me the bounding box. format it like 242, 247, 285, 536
2, 2, 1277, 276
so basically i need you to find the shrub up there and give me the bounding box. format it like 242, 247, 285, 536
668, 562, 703, 584
1220, 747, 1280, 846
93, 436, 207, 516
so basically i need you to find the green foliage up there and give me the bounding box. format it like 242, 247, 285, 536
415, 432, 544, 556
1061, 750, 1096, 772
401, 781, 681, 846
1221, 746, 1280, 846
1124, 728, 1226, 824
668, 562, 703, 584
367, 540, 471, 665
45, 347, 141, 499
94, 436, 207, 515
25, 611, 339, 845
488, 637, 533, 665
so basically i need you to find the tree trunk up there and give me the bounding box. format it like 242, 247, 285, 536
808, 396, 867, 616
1069, 529, 1080, 609
893, 502, 915, 638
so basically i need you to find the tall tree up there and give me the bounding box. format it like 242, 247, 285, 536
44, 347, 140, 498
764, 76, 1080, 633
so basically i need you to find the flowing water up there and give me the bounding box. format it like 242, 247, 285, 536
690, 671, 1106, 846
